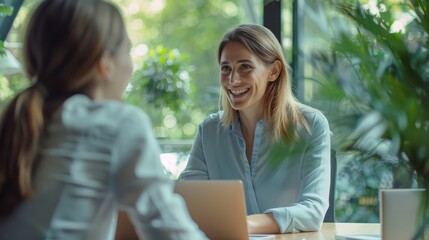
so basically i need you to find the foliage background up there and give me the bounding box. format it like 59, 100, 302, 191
307, 0, 428, 226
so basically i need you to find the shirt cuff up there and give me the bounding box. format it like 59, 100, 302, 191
264, 207, 296, 233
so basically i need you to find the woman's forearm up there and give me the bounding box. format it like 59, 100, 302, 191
247, 213, 280, 234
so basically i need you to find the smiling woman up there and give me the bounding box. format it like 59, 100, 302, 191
219, 41, 281, 121
180, 24, 331, 234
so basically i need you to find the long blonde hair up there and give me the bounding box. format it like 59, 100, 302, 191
0, 0, 126, 216
217, 24, 309, 142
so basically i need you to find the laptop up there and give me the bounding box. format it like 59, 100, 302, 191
174, 180, 275, 240
335, 188, 425, 240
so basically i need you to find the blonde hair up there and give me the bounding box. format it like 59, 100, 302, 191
217, 24, 309, 142
0, 0, 126, 216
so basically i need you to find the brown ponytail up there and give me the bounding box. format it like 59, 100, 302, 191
0, 84, 45, 216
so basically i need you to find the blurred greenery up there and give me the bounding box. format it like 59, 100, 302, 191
118, 0, 249, 139
114, 0, 248, 139
125, 45, 193, 112
0, 3, 13, 56
0, 3, 13, 16
0, 41, 5, 56
0, 74, 28, 110
115, 0, 246, 114
309, 0, 429, 236
124, 45, 201, 139
0, 3, 23, 107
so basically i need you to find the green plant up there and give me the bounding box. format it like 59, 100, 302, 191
0, 74, 27, 110
124, 45, 201, 139
313, 0, 429, 238
125, 45, 194, 112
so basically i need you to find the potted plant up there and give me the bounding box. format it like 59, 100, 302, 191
125, 45, 193, 113
312, 0, 429, 238
125, 45, 197, 140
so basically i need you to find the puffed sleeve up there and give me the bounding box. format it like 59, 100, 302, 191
111, 108, 207, 239
178, 123, 209, 180
265, 111, 331, 233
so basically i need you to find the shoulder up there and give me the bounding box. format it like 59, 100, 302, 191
61, 95, 150, 134
199, 111, 222, 127
297, 103, 329, 127
195, 111, 229, 136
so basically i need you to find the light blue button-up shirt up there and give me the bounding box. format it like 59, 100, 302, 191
180, 104, 331, 233
0, 95, 206, 240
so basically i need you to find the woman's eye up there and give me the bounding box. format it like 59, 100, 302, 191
240, 64, 252, 71
221, 66, 231, 74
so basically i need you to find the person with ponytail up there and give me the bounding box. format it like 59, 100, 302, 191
0, 1, 206, 239
180, 24, 331, 234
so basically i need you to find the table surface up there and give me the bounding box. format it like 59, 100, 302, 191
273, 222, 380, 240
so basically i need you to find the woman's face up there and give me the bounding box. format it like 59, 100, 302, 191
95, 31, 133, 101
103, 33, 133, 101
219, 41, 274, 116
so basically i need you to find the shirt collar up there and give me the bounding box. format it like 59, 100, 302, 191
228, 113, 266, 136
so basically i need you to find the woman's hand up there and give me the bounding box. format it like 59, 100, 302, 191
247, 213, 280, 234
